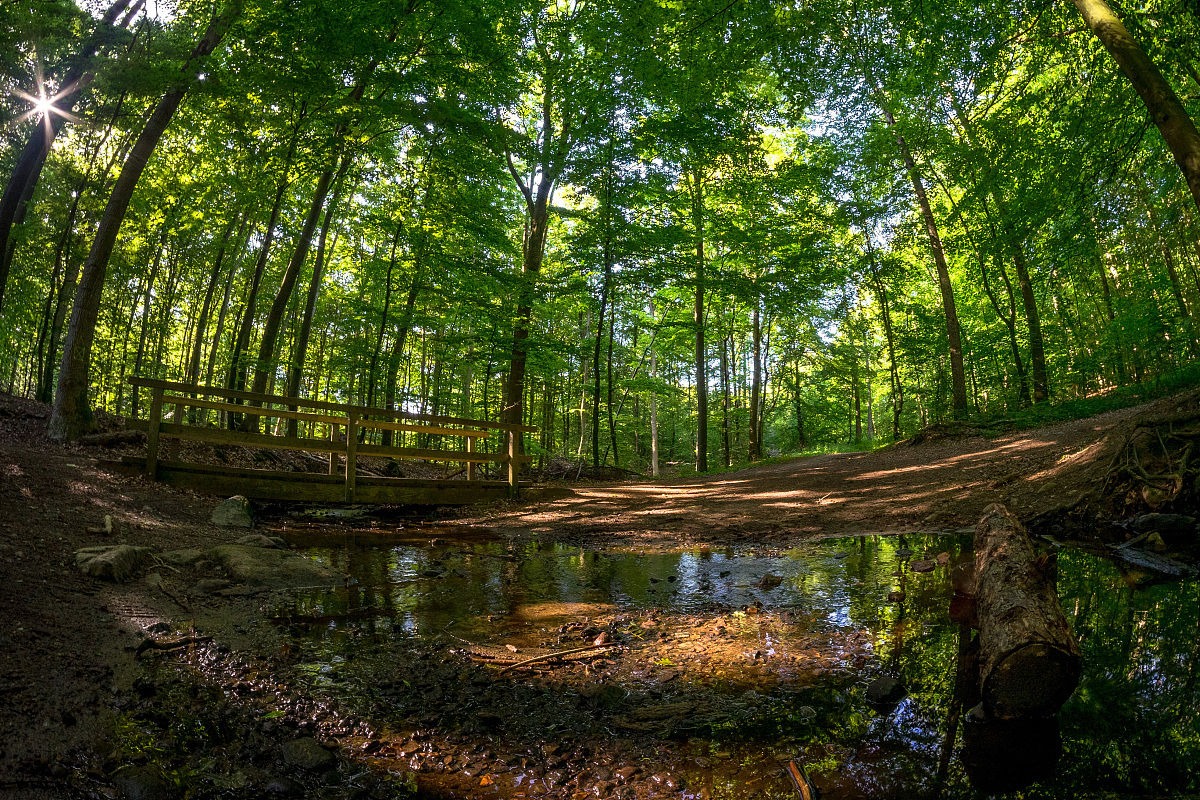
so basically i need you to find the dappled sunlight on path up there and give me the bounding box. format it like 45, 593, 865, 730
475, 410, 1131, 545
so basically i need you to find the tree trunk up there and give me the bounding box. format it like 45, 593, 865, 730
188, 210, 242, 386
749, 299, 763, 461
129, 226, 169, 418
284, 153, 352, 435
248, 166, 334, 416
1009, 244, 1050, 401
972, 504, 1081, 720
366, 222, 402, 409
607, 308, 619, 468
720, 332, 731, 467
48, 0, 241, 441
690, 168, 708, 472
592, 248, 611, 469
502, 195, 549, 437
228, 135, 296, 403
876, 98, 969, 418
1073, 0, 1200, 212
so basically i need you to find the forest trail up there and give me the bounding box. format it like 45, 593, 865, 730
476, 404, 1145, 545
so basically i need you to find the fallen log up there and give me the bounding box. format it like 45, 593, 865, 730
974, 504, 1080, 720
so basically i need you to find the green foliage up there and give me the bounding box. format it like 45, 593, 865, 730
1, 0, 1198, 465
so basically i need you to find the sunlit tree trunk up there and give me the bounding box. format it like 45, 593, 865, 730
876, 101, 968, 417
688, 166, 709, 471
1073, 0, 1200, 212
748, 299, 762, 460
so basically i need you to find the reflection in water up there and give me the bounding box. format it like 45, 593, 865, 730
268, 525, 1200, 799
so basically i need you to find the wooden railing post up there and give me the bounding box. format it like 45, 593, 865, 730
506, 429, 518, 498
466, 437, 476, 481
328, 423, 338, 475
166, 396, 184, 461
345, 411, 358, 502
145, 385, 163, 479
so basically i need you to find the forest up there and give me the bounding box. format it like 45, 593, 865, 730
3, 0, 1200, 473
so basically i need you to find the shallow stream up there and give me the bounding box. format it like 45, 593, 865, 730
259, 523, 1200, 799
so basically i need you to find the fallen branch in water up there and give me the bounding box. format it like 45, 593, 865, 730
135, 635, 212, 658
497, 642, 619, 674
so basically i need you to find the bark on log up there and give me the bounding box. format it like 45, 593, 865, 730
974, 504, 1080, 719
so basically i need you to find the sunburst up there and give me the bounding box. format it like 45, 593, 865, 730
10, 58, 80, 130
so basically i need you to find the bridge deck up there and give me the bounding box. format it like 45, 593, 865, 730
108, 457, 534, 504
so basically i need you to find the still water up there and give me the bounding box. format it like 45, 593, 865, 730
268, 525, 1200, 799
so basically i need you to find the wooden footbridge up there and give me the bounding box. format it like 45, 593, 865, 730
112, 377, 537, 505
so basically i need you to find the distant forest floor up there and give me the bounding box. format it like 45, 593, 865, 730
472, 387, 1200, 547
0, 388, 1196, 797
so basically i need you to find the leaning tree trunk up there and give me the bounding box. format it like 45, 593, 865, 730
973, 504, 1081, 720
285, 155, 353, 436
877, 102, 968, 418
1073, 0, 1200, 213
48, 0, 242, 441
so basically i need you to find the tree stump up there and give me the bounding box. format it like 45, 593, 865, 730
974, 504, 1080, 719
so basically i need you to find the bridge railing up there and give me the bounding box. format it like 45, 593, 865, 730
127, 377, 535, 501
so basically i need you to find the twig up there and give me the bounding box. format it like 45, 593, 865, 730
156, 582, 191, 612
497, 642, 618, 674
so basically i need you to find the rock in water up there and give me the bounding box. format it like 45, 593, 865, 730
236, 533, 285, 549
75, 545, 151, 582
280, 737, 335, 771
212, 495, 253, 528
209, 544, 341, 588
112, 765, 173, 800
756, 573, 782, 590
910, 559, 936, 572
866, 674, 906, 706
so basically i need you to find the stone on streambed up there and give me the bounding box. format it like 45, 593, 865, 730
280, 737, 335, 771
112, 764, 173, 800
212, 495, 254, 528
866, 674, 906, 706
209, 544, 341, 588
75, 544, 152, 582
236, 533, 286, 549
159, 548, 206, 567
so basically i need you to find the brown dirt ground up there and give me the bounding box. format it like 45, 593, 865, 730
0, 389, 1190, 796
467, 399, 1176, 547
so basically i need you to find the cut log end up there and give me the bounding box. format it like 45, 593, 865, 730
974, 503, 1081, 720
982, 641, 1081, 719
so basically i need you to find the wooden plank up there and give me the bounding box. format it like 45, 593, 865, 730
113, 456, 529, 490
466, 438, 476, 481
164, 394, 347, 427
356, 442, 505, 463
157, 423, 343, 454
129, 377, 536, 432
105, 458, 526, 504
357, 417, 489, 438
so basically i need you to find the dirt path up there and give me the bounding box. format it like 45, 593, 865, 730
470, 406, 1137, 546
